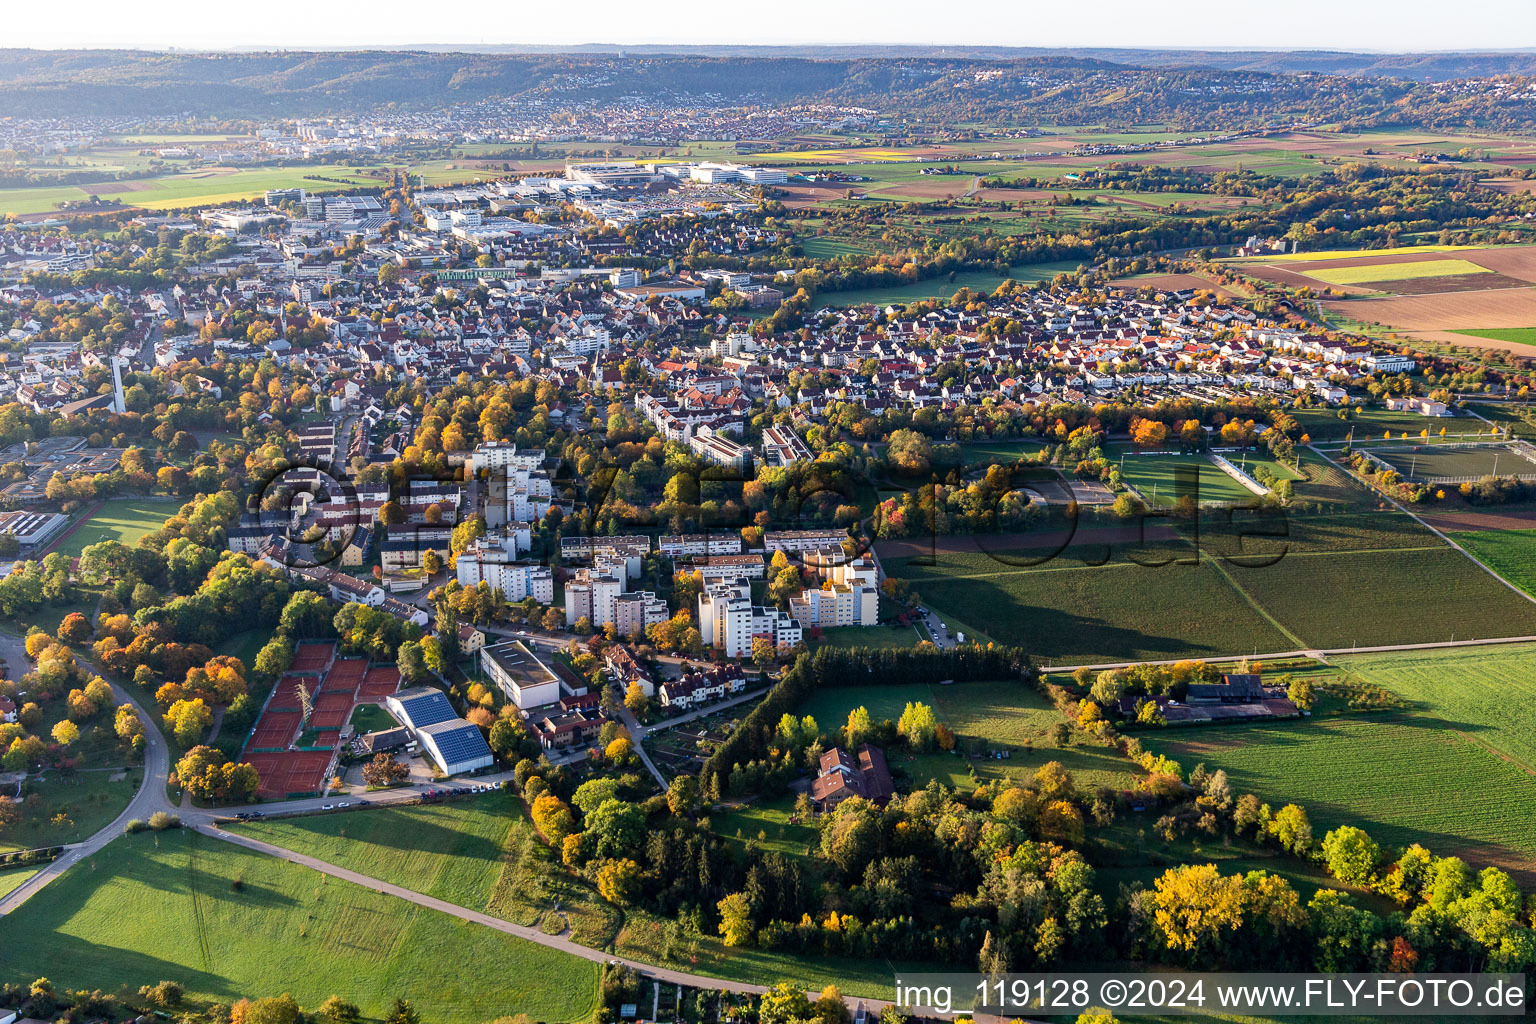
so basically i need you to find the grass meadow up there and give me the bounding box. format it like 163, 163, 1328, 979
0, 829, 601, 1023
235, 793, 922, 996
1336, 644, 1536, 772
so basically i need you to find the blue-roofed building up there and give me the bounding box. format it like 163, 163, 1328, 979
384, 686, 493, 775
417, 720, 494, 775
386, 687, 458, 730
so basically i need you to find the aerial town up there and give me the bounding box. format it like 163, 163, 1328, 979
3, 25, 1536, 1024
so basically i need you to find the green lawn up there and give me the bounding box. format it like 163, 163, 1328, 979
1144, 715, 1536, 880
1292, 406, 1470, 442
0, 865, 38, 897
808, 624, 924, 650
54, 499, 176, 558
348, 703, 399, 734
0, 829, 599, 1023
711, 798, 817, 858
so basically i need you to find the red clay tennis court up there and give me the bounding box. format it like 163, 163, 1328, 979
309, 690, 354, 729
290, 641, 337, 674
246, 750, 332, 798
247, 709, 301, 751
357, 665, 402, 699
322, 657, 368, 692
268, 675, 320, 710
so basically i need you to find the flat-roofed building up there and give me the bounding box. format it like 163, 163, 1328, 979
761, 425, 813, 467
0, 510, 68, 553
481, 640, 561, 709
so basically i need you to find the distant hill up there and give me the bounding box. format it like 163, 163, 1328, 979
0, 48, 1530, 125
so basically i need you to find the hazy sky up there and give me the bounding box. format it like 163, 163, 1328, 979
8, 0, 1536, 51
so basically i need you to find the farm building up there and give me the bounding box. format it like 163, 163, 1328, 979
811, 744, 894, 811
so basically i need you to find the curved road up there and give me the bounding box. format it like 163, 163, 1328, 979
0, 678, 170, 914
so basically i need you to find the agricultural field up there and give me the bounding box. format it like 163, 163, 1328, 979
1228, 544, 1536, 649
1304, 258, 1494, 286
53, 498, 177, 558
887, 538, 1296, 663
0, 166, 393, 216
1445, 527, 1536, 597
887, 481, 1536, 662
0, 829, 601, 1023
958, 440, 1052, 466
1335, 644, 1536, 773
1452, 328, 1536, 344
1144, 714, 1536, 881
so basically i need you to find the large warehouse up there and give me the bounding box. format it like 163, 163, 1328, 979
384, 687, 493, 775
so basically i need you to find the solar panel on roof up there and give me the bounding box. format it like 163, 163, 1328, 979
423, 721, 491, 764
396, 690, 457, 728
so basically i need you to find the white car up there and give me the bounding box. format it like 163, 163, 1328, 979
337, 801, 351, 808
321, 803, 334, 810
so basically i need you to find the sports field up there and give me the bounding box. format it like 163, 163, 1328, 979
1145, 713, 1536, 879
1111, 449, 1267, 506
53, 499, 174, 557
0, 829, 600, 1023
1304, 258, 1493, 285
1368, 443, 1536, 480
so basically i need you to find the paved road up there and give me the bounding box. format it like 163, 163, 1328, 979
0, 678, 169, 915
